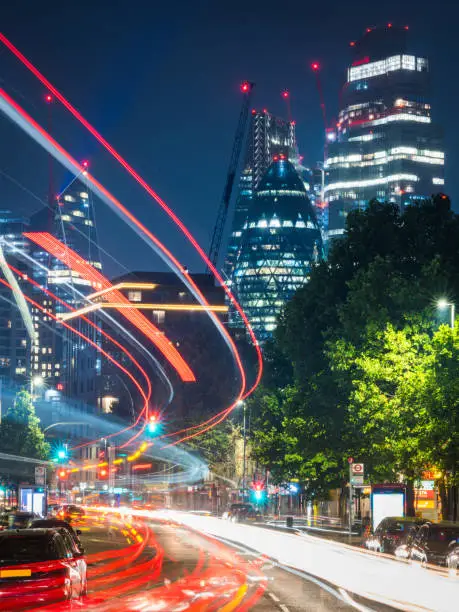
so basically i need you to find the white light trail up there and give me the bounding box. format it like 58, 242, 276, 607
151, 511, 459, 612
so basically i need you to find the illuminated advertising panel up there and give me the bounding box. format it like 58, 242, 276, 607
371, 484, 405, 531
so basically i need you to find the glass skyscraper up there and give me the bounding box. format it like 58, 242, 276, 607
225, 110, 297, 280
232, 157, 323, 342
325, 26, 444, 240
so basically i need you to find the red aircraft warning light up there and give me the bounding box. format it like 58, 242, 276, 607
45, 94, 53, 103
240, 81, 250, 93
282, 90, 289, 99
82, 160, 89, 169
311, 62, 320, 72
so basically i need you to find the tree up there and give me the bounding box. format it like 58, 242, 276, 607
249, 195, 459, 505
0, 390, 50, 484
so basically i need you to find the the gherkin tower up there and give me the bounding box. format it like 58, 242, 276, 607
231, 157, 323, 342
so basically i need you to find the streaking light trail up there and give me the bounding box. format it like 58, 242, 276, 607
0, 32, 263, 400
0, 273, 152, 445
0, 86, 249, 444
23, 231, 196, 383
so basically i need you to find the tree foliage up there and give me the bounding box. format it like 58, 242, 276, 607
249, 195, 459, 509
0, 390, 50, 485
0, 390, 50, 459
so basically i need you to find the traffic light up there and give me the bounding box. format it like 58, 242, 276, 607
98, 466, 108, 480
55, 445, 68, 462
98, 465, 108, 480
147, 414, 160, 434
251, 481, 265, 501
57, 468, 68, 480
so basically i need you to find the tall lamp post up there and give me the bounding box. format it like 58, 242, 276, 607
437, 299, 455, 329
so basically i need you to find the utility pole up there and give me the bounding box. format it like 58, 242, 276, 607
242, 402, 247, 501
348, 458, 353, 536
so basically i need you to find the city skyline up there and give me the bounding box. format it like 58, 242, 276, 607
1, 1, 457, 277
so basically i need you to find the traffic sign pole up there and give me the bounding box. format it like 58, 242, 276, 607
348, 462, 353, 535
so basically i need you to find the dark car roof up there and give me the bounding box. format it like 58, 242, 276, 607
384, 517, 425, 523
29, 519, 76, 533
0, 528, 57, 538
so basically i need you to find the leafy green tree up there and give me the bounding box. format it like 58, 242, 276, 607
0, 390, 50, 474
250, 195, 459, 505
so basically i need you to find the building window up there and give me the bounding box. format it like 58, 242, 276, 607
153, 310, 165, 324
128, 291, 142, 302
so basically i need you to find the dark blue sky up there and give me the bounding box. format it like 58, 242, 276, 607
1, 0, 457, 276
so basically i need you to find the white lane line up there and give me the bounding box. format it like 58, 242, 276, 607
338, 588, 371, 612
279, 605, 290, 612
268, 592, 280, 602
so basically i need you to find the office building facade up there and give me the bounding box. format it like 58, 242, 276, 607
325, 26, 444, 240
231, 157, 323, 342
0, 211, 31, 398
225, 110, 297, 279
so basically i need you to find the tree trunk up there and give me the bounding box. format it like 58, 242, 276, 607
438, 479, 449, 521
405, 480, 415, 517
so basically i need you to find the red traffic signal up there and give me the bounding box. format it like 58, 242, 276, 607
98, 467, 108, 480
57, 469, 68, 480
252, 481, 264, 491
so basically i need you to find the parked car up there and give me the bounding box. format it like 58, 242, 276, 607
446, 542, 459, 575
409, 522, 459, 567
222, 503, 262, 523
7, 511, 40, 529
0, 528, 87, 608
0, 512, 10, 531
365, 517, 425, 554
28, 518, 84, 555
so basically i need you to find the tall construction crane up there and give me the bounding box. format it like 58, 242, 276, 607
207, 81, 255, 270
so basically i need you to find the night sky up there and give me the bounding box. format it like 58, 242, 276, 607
1, 0, 457, 277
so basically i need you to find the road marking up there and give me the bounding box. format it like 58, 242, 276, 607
279, 605, 290, 612
218, 583, 248, 612
268, 592, 280, 602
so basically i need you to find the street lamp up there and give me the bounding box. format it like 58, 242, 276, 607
437, 299, 455, 329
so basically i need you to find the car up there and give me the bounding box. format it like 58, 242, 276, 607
365, 517, 425, 554
0, 512, 9, 532
7, 511, 40, 529
0, 528, 87, 608
409, 522, 459, 567
446, 542, 459, 575
56, 504, 85, 525
222, 503, 262, 523
28, 518, 85, 555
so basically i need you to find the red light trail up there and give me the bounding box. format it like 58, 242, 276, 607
0, 33, 265, 452
6, 261, 158, 449
0, 273, 151, 446
0, 32, 262, 401
23, 231, 195, 383
0, 85, 249, 446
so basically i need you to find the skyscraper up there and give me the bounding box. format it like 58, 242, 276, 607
325, 25, 445, 240
0, 211, 31, 397
29, 179, 101, 403
225, 110, 296, 280
231, 157, 323, 342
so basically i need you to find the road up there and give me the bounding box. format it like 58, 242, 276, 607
77, 514, 390, 612
2, 510, 391, 611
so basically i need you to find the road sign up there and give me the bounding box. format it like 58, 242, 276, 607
351, 475, 364, 486
35, 466, 46, 486
351, 463, 364, 475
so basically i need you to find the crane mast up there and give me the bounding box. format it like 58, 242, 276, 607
207, 81, 255, 270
